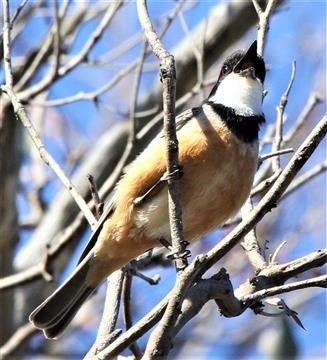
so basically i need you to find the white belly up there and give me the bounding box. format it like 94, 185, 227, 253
135, 192, 170, 240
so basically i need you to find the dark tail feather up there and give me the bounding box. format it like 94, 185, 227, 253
29, 252, 99, 339
42, 286, 94, 339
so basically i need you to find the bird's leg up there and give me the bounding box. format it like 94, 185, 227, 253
158, 237, 172, 249
158, 237, 191, 261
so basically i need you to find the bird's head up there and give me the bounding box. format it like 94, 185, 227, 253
208, 41, 266, 116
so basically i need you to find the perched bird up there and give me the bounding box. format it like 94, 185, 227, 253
30, 40, 266, 339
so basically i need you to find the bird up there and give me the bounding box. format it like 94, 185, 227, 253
29, 40, 266, 339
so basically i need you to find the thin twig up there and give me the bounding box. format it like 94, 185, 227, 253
272, 61, 296, 172
14, 0, 69, 92
238, 0, 280, 277
49, 0, 60, 77
126, 262, 161, 285
59, 1, 123, 77
17, 1, 123, 101
241, 275, 327, 305
1, 86, 96, 228
284, 92, 323, 145
122, 272, 143, 359
96, 42, 149, 203
2, 0, 14, 88
282, 160, 327, 200
259, 148, 294, 162
251, 170, 282, 196
88, 32, 143, 66
29, 61, 137, 107
252, 0, 279, 56
129, 42, 148, 144
270, 240, 288, 264
178, 10, 205, 99
11, 0, 30, 24
0, 251, 52, 290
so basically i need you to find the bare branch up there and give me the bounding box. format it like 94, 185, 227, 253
252, 0, 279, 56
242, 275, 327, 305
178, 10, 205, 99
97, 296, 169, 359
282, 160, 327, 199
262, 249, 327, 282
102, 249, 326, 357
259, 148, 294, 163
85, 271, 125, 358
122, 272, 143, 359
28, 1, 185, 108
239, 0, 281, 283
0, 323, 37, 359
14, 0, 30, 21
251, 170, 282, 196
137, 0, 187, 271
129, 43, 148, 144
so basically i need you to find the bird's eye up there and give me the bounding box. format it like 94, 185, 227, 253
221, 65, 229, 75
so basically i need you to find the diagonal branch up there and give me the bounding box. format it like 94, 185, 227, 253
1, 86, 96, 228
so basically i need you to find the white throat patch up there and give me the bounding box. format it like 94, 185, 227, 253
209, 72, 263, 116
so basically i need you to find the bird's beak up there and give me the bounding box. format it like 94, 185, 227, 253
234, 41, 259, 80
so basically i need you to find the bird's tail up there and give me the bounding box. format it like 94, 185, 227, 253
29, 252, 99, 339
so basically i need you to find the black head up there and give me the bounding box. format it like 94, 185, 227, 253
209, 41, 266, 98
233, 41, 265, 83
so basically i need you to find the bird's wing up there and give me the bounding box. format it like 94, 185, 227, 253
159, 106, 202, 136
120, 106, 203, 205
77, 106, 202, 263
77, 200, 115, 264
